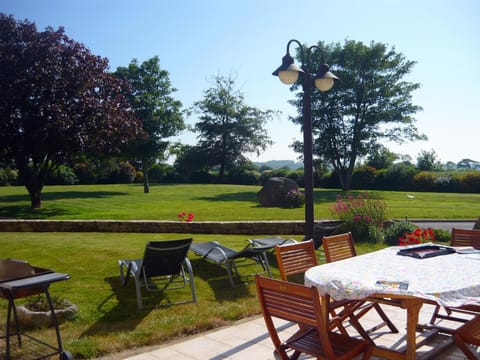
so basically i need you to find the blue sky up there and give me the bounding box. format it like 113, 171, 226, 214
2, 0, 479, 164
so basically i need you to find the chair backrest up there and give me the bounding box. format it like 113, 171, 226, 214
142, 238, 193, 277
255, 275, 334, 357
450, 228, 480, 249
275, 240, 317, 281
322, 232, 357, 263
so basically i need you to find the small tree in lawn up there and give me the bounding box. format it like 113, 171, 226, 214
0, 14, 144, 208
114, 57, 184, 193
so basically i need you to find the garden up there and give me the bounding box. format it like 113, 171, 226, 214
1, 184, 479, 358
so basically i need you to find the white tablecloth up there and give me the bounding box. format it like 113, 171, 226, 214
305, 244, 480, 307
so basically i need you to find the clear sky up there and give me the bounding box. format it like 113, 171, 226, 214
2, 0, 479, 164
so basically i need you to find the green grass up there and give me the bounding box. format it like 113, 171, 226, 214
0, 184, 478, 358
1, 184, 480, 220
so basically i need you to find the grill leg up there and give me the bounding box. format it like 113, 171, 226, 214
44, 288, 64, 353
6, 297, 22, 360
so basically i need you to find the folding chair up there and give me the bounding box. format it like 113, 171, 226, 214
118, 238, 197, 309
450, 228, 480, 248
255, 275, 374, 360
453, 314, 480, 360
429, 228, 480, 327
275, 240, 372, 338
190, 241, 272, 287
322, 232, 399, 339
275, 239, 317, 282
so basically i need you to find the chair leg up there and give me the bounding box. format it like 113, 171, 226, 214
184, 258, 197, 303
225, 261, 236, 287
259, 252, 272, 278
453, 333, 478, 360
372, 303, 399, 333
134, 274, 143, 309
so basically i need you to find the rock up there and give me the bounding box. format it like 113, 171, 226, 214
258, 177, 299, 207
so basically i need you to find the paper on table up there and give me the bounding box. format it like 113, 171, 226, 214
455, 247, 480, 254
375, 280, 409, 290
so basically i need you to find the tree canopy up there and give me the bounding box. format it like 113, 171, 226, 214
290, 40, 425, 190
189, 75, 275, 178
114, 56, 184, 193
0, 14, 143, 208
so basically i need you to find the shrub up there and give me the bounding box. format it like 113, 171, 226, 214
46, 165, 78, 185
0, 169, 8, 186
331, 193, 386, 242
258, 170, 274, 186
226, 169, 260, 185
351, 165, 377, 189
73, 162, 97, 184
434, 228, 451, 243
453, 171, 480, 193
286, 169, 304, 188
398, 227, 435, 246
0, 167, 18, 185
109, 162, 136, 184
383, 221, 417, 246
134, 170, 144, 183
283, 189, 305, 208
413, 171, 437, 192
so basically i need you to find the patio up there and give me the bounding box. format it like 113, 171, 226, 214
100, 302, 476, 359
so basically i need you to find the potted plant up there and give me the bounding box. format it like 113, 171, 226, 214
16, 294, 78, 328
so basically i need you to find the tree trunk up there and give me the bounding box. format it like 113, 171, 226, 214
143, 162, 150, 193
26, 183, 43, 209
219, 163, 225, 181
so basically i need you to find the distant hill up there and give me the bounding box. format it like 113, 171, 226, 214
254, 160, 303, 170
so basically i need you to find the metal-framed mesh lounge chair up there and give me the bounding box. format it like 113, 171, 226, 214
248, 237, 297, 248
118, 238, 197, 309
190, 241, 273, 287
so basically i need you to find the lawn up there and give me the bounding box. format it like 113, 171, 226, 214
0, 184, 478, 358
1, 184, 480, 220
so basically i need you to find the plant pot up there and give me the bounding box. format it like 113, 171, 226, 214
16, 301, 78, 328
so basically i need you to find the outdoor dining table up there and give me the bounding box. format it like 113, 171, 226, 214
304, 243, 480, 360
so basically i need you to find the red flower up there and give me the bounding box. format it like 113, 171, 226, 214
398, 227, 435, 246
178, 211, 195, 222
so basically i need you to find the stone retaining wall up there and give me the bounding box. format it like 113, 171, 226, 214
0, 219, 306, 235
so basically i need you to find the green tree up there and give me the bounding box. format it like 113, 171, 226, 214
291, 40, 425, 190
457, 158, 480, 170
366, 145, 399, 170
0, 14, 143, 208
191, 75, 275, 179
416, 149, 442, 171
114, 57, 184, 193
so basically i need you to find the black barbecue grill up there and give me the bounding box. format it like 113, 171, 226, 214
0, 259, 73, 360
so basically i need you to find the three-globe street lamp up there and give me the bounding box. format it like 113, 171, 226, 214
273, 39, 338, 241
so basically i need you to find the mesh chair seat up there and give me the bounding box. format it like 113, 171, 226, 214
190, 241, 273, 287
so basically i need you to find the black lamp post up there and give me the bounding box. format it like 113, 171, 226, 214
273, 39, 338, 241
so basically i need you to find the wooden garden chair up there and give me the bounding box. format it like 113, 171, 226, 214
255, 275, 374, 360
